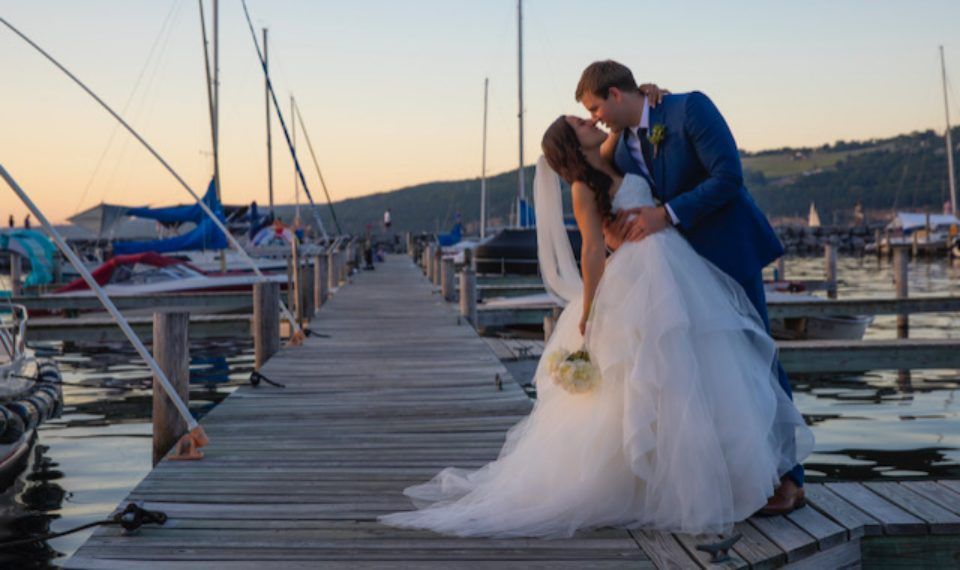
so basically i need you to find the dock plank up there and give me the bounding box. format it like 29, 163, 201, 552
68, 256, 648, 568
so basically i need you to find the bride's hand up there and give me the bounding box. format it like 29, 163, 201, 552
579, 314, 588, 336
639, 83, 669, 107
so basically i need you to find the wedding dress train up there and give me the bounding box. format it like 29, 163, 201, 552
379, 172, 813, 537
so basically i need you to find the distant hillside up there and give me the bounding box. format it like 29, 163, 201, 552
306, 128, 956, 233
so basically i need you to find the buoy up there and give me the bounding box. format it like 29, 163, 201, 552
8, 400, 40, 431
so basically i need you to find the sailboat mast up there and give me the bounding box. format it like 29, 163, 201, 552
941, 46, 958, 216
481, 77, 489, 239
212, 0, 221, 203
292, 95, 300, 225
516, 0, 525, 227
264, 28, 274, 215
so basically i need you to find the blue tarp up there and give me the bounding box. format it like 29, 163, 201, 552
518, 198, 536, 227
437, 223, 462, 247
126, 179, 219, 225
113, 212, 228, 255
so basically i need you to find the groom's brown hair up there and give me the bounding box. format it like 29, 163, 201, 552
575, 60, 639, 101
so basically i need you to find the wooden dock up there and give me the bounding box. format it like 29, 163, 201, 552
69, 256, 960, 568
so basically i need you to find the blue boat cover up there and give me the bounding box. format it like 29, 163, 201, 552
126, 179, 219, 225
113, 212, 228, 255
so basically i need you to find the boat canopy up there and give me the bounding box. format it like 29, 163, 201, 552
55, 253, 186, 293
886, 212, 960, 233
0, 229, 57, 287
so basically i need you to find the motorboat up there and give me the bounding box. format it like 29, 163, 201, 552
765, 285, 873, 341
52, 253, 287, 303
0, 303, 62, 487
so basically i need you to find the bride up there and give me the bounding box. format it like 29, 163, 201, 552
379, 116, 814, 538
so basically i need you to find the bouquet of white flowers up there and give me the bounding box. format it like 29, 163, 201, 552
545, 347, 600, 394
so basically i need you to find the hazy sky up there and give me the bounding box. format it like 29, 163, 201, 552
2, 0, 960, 223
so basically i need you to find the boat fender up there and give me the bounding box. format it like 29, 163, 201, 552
0, 407, 25, 444
36, 385, 62, 418
37, 363, 61, 383
25, 393, 53, 421
8, 400, 40, 431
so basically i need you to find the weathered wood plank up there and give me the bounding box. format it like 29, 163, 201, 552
863, 482, 960, 533
70, 256, 651, 567
824, 482, 926, 535
803, 483, 881, 538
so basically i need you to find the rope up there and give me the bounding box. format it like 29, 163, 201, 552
239, 0, 332, 239
0, 503, 167, 549
249, 370, 284, 388
292, 100, 343, 234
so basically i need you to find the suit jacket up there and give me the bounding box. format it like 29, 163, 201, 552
614, 91, 783, 286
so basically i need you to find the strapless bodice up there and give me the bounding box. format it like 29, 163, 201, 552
611, 174, 656, 213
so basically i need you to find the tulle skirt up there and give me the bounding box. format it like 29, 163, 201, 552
379, 229, 814, 537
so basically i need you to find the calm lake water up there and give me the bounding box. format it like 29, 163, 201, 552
2, 254, 960, 567
0, 339, 253, 569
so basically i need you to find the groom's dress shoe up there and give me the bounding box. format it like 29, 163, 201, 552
756, 478, 806, 517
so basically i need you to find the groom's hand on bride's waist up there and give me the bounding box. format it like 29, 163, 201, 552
607, 207, 671, 244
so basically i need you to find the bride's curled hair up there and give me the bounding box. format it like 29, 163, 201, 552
541, 116, 614, 221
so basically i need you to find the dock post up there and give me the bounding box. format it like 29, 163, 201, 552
441, 258, 456, 302
543, 306, 561, 342
406, 232, 414, 257
254, 281, 281, 369
432, 246, 443, 287
327, 249, 339, 292
300, 257, 315, 320
874, 228, 882, 258
425, 244, 435, 282
893, 246, 909, 339
912, 232, 919, 258
824, 244, 838, 299
774, 257, 785, 282
9, 253, 22, 297
313, 254, 327, 311
152, 312, 190, 466
459, 251, 477, 327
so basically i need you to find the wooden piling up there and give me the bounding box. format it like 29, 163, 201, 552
253, 281, 281, 369
441, 257, 456, 302
824, 244, 838, 299
151, 312, 190, 466
300, 258, 315, 320
432, 246, 443, 287
9, 253, 22, 297
874, 228, 882, 258
327, 250, 339, 292
459, 254, 477, 327
775, 257, 786, 282
313, 254, 328, 311
893, 246, 909, 339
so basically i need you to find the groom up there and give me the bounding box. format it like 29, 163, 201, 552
576, 60, 805, 515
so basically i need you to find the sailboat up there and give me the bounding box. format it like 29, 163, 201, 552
807, 202, 821, 228
472, 0, 582, 276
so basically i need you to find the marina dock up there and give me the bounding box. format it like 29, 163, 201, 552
68, 256, 960, 568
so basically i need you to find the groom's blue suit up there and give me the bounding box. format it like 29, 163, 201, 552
614, 91, 804, 486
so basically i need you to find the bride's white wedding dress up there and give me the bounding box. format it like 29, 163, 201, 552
379, 172, 814, 537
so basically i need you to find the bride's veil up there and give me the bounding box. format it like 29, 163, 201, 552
534, 155, 581, 305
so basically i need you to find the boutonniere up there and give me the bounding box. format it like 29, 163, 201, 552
647, 124, 666, 158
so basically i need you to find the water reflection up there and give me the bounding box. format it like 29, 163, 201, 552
0, 338, 253, 567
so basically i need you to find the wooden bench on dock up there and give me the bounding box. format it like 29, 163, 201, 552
68, 256, 960, 568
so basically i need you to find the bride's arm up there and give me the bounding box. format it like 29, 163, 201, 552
572, 181, 606, 336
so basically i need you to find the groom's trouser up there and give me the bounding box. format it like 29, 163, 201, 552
738, 271, 805, 487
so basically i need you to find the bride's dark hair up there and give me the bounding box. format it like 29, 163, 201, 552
541, 116, 614, 221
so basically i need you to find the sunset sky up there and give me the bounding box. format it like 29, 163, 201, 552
2, 0, 960, 223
